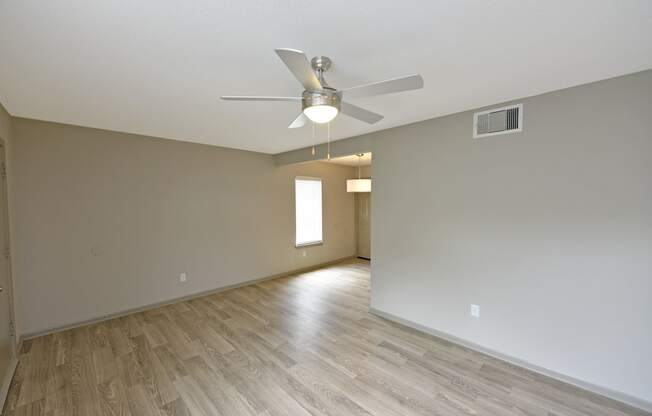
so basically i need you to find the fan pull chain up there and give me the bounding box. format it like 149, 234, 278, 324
311, 122, 316, 156
327, 122, 331, 160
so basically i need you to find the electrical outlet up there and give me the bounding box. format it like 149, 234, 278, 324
302, 250, 307, 257
470, 304, 480, 318
179, 273, 187, 283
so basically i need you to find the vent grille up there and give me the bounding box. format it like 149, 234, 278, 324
474, 104, 523, 138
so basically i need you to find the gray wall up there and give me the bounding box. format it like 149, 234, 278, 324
11, 119, 356, 336
370, 70, 652, 405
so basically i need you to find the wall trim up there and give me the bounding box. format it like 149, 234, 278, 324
370, 307, 652, 414
20, 256, 355, 342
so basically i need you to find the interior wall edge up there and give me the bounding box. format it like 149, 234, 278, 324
0, 102, 21, 344
370, 307, 652, 414
0, 101, 18, 413
0, 102, 11, 142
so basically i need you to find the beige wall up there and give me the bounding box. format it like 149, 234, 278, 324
370, 70, 652, 406
360, 166, 371, 178
11, 119, 356, 336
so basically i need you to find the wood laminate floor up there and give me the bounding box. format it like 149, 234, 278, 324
4, 259, 648, 416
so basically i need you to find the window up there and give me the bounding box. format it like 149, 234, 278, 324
295, 177, 323, 247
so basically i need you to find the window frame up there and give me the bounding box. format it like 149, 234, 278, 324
294, 176, 324, 248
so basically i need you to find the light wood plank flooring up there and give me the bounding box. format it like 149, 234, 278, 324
4, 259, 648, 416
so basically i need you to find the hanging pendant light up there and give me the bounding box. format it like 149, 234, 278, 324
347, 154, 371, 192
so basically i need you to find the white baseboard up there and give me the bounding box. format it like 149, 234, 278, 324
370, 307, 652, 414
0, 358, 18, 414
20, 256, 356, 341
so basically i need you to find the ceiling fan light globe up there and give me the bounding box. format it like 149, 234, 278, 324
303, 105, 338, 124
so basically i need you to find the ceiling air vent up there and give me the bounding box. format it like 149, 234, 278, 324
473, 103, 523, 138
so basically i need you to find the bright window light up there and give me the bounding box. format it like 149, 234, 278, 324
295, 177, 323, 246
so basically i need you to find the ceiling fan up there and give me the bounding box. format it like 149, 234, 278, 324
221, 48, 424, 128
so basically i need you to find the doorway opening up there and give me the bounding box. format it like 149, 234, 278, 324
325, 153, 372, 260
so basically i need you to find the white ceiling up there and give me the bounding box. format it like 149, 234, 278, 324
326, 153, 372, 167
1, 1, 651, 154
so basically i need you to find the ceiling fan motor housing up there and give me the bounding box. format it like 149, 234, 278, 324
302, 89, 341, 112
222, 48, 423, 127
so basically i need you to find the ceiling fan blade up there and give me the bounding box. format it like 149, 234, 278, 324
275, 48, 322, 91
221, 96, 300, 102
340, 102, 384, 124
288, 113, 308, 129
340, 74, 423, 99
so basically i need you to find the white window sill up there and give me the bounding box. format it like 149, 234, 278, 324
295, 241, 323, 248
